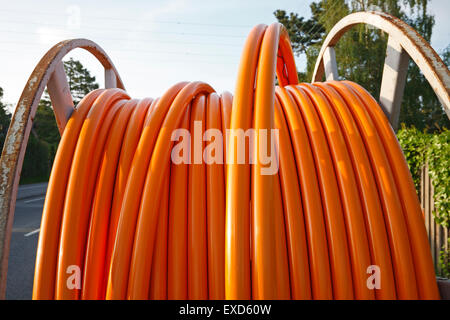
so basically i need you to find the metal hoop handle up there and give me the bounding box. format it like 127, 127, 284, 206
312, 11, 450, 129
0, 39, 124, 298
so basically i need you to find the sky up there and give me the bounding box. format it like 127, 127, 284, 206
0, 0, 449, 111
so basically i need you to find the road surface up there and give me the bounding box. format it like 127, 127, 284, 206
6, 182, 47, 300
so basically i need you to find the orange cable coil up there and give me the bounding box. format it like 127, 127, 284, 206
32, 23, 440, 300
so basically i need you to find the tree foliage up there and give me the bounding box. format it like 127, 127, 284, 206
274, 7, 325, 55
0, 87, 11, 152
20, 58, 99, 183
35, 58, 100, 147
274, 0, 449, 131
397, 126, 450, 276
20, 135, 51, 184
63, 58, 100, 104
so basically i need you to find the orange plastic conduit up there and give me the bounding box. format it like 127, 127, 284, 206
32, 22, 440, 300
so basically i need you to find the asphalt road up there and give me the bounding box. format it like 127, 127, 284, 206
6, 182, 47, 300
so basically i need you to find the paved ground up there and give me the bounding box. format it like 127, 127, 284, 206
6, 183, 47, 300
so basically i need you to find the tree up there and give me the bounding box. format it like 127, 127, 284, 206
401, 45, 450, 130
21, 58, 99, 183
274, 6, 325, 55
0, 87, 12, 152
274, 3, 328, 82
63, 58, 100, 104
274, 0, 449, 131
35, 58, 100, 146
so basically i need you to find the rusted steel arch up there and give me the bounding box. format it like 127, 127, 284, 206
312, 11, 450, 127
0, 39, 124, 298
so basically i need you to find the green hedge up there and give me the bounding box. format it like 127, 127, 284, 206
397, 126, 449, 277
20, 134, 52, 184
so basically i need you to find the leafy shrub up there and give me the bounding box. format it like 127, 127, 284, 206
398, 126, 449, 277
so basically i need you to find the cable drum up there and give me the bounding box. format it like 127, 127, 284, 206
32, 23, 440, 300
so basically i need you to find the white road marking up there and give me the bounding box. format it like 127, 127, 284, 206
24, 228, 40, 237
23, 196, 45, 203
19, 184, 47, 190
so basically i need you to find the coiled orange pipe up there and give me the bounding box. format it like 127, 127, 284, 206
32, 23, 440, 300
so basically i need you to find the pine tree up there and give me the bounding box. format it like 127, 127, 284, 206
21, 58, 99, 183
35, 58, 100, 146
63, 58, 100, 105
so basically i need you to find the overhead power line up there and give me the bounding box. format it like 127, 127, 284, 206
0, 9, 253, 28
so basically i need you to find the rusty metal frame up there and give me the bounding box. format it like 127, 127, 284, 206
0, 39, 124, 299
312, 11, 450, 129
